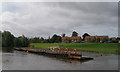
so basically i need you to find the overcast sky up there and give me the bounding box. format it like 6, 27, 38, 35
1, 2, 118, 38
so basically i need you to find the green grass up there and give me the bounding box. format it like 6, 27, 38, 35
30, 43, 60, 49
30, 43, 119, 55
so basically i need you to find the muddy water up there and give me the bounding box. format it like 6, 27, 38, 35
2, 48, 118, 70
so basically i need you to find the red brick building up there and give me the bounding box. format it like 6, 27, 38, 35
62, 36, 82, 43
109, 37, 116, 41
85, 36, 109, 42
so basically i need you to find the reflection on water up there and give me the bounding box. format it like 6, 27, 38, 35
2, 47, 14, 53
2, 47, 118, 70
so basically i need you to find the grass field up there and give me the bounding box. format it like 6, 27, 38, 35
29, 43, 119, 55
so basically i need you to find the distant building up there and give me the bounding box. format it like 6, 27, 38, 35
62, 36, 81, 43
109, 37, 116, 41
108, 37, 119, 43
85, 36, 109, 42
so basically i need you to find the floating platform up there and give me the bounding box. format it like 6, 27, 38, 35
14, 48, 93, 61
68, 55, 93, 60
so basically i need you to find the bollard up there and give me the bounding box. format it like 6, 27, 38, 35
30, 46, 32, 49
73, 49, 77, 54
65, 48, 68, 53
57, 48, 61, 53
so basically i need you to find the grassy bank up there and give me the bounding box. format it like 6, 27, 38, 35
30, 43, 119, 55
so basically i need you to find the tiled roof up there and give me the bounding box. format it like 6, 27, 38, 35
85, 36, 109, 40
96, 36, 109, 39
62, 36, 81, 40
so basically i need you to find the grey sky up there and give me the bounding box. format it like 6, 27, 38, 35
1, 2, 118, 38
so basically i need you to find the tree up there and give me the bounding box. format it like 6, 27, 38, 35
57, 36, 62, 43
116, 37, 120, 41
82, 33, 90, 40
102, 37, 109, 43
62, 33, 65, 37
40, 37, 45, 43
65, 38, 69, 43
91, 37, 96, 43
87, 37, 92, 43
17, 35, 29, 47
46, 36, 51, 43
33, 37, 40, 43
2, 31, 14, 47
96, 38, 100, 43
50, 34, 62, 43
14, 38, 21, 47
72, 31, 78, 37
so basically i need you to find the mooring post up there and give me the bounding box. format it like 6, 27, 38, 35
57, 48, 60, 53
65, 48, 68, 53
30, 46, 32, 49
73, 49, 77, 54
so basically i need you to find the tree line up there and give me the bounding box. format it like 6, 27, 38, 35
2, 31, 80, 47
1, 31, 120, 47
2, 31, 62, 47
2, 31, 29, 47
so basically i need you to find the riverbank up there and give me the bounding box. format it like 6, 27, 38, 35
25, 43, 119, 55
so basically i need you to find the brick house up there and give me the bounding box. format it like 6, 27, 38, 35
62, 36, 82, 43
85, 36, 109, 42
109, 37, 116, 41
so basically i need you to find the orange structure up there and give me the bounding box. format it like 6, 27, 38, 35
65, 48, 68, 53
30, 46, 33, 49
57, 48, 61, 53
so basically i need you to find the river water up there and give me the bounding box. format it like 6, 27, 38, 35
1, 48, 118, 70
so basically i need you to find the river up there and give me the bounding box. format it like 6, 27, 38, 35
1, 47, 118, 70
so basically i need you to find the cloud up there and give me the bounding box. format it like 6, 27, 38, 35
1, 2, 118, 38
